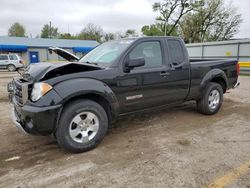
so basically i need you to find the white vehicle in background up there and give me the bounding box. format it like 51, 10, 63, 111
0, 54, 24, 71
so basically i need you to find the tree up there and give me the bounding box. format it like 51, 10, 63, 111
179, 0, 242, 42
142, 0, 242, 41
59, 33, 71, 39
41, 24, 59, 38
103, 33, 115, 41
153, 0, 200, 36
143, 0, 200, 35
141, 24, 165, 36
78, 23, 103, 42
141, 0, 201, 36
8, 22, 26, 37
125, 29, 137, 37
58, 33, 78, 40
207, 2, 242, 41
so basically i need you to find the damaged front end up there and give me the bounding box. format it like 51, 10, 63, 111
9, 61, 103, 105
21, 62, 103, 82
7, 47, 105, 135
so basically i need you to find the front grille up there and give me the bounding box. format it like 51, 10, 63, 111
14, 82, 23, 104
13, 79, 31, 105
15, 87, 22, 97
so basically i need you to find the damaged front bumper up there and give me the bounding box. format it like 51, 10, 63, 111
8, 78, 63, 135
10, 97, 62, 135
10, 104, 28, 134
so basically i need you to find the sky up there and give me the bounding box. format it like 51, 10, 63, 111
0, 0, 249, 38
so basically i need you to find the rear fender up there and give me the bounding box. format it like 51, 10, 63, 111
199, 69, 228, 97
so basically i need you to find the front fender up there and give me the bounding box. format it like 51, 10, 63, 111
53, 78, 119, 115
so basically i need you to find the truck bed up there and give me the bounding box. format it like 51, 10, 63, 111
187, 58, 239, 100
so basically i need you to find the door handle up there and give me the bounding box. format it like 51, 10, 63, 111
160, 71, 170, 77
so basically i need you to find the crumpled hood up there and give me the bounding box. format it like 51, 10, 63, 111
21, 62, 103, 82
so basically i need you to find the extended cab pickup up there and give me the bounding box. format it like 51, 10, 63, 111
8, 37, 240, 153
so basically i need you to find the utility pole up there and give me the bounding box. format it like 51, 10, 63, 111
164, 14, 167, 36
49, 21, 52, 39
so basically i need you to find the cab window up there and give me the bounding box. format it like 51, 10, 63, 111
168, 39, 185, 65
129, 41, 163, 69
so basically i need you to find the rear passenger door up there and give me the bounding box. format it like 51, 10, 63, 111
0, 55, 9, 68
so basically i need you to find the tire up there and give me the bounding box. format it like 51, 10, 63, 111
7, 64, 16, 72
197, 82, 223, 115
56, 99, 108, 153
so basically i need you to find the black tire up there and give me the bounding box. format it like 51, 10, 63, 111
56, 99, 108, 153
197, 82, 223, 115
7, 64, 16, 72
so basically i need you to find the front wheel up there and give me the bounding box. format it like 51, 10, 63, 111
197, 82, 223, 115
56, 99, 109, 153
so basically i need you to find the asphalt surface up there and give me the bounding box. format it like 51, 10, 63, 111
0, 72, 249, 188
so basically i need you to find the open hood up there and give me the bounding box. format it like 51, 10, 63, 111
48, 47, 80, 62
21, 62, 103, 82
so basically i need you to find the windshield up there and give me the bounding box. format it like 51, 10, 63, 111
79, 39, 134, 66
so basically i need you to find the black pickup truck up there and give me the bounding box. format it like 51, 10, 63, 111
8, 37, 240, 153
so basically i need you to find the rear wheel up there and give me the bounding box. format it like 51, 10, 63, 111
197, 82, 223, 115
7, 64, 16, 72
56, 99, 108, 153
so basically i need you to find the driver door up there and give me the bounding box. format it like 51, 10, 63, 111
116, 40, 170, 114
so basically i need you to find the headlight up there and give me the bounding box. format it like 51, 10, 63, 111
31, 82, 52, 102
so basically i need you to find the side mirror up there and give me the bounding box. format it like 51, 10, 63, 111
124, 58, 145, 72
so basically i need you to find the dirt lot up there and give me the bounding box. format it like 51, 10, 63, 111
0, 71, 250, 188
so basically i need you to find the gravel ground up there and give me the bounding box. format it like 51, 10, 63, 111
0, 72, 249, 188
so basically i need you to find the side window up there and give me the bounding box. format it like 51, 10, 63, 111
9, 55, 18, 60
168, 40, 184, 65
129, 41, 162, 69
0, 55, 8, 61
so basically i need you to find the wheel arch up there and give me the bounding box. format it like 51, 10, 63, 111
7, 63, 16, 66
62, 93, 116, 123
53, 78, 119, 123
200, 69, 228, 96
210, 77, 227, 93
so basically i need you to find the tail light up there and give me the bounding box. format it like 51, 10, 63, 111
236, 63, 240, 76
19, 60, 24, 64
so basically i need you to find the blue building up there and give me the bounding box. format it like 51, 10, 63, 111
0, 36, 99, 64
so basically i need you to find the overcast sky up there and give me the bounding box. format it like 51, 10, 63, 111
0, 0, 249, 38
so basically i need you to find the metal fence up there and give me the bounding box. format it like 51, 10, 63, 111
186, 39, 250, 75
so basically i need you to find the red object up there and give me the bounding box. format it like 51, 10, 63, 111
19, 60, 24, 64
236, 63, 240, 76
